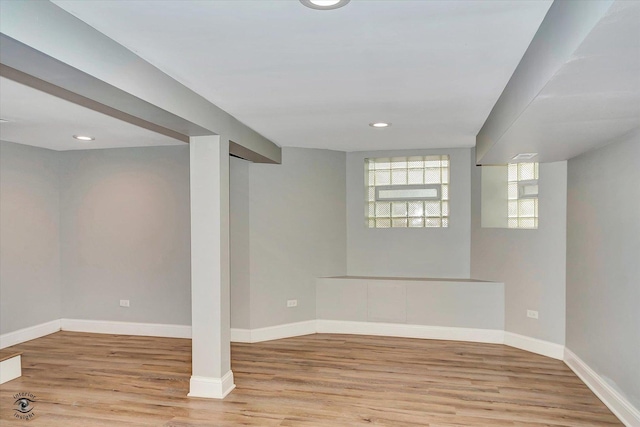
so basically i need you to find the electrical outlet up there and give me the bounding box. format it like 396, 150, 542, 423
120, 299, 130, 308
286, 299, 298, 308
527, 309, 538, 319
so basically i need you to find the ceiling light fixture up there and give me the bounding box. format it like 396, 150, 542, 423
511, 152, 538, 161
0, 118, 11, 124
300, 0, 350, 10
369, 122, 391, 128
73, 135, 95, 141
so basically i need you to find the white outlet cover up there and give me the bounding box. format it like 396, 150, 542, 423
527, 310, 538, 319
120, 300, 130, 307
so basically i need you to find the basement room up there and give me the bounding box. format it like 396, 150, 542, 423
0, 0, 638, 426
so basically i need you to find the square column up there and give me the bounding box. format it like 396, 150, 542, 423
188, 135, 234, 398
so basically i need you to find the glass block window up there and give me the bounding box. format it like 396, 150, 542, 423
365, 155, 449, 228
508, 162, 538, 229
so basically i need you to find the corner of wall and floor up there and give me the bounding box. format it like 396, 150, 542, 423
2, 141, 638, 425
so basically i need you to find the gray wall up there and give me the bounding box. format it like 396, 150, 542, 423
59, 146, 191, 325
347, 148, 471, 278
471, 156, 567, 345
0, 141, 61, 334
230, 156, 251, 329
244, 147, 347, 329
566, 130, 640, 409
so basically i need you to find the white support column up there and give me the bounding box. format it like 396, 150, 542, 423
188, 135, 234, 399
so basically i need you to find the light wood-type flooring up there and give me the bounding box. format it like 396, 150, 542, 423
0, 331, 621, 426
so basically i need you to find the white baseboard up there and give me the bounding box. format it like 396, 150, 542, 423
564, 348, 640, 427
316, 320, 504, 344
0, 354, 22, 384
60, 319, 192, 339
230, 328, 252, 343
0, 319, 564, 364
0, 320, 61, 350
503, 332, 564, 360
231, 320, 317, 343
188, 371, 235, 399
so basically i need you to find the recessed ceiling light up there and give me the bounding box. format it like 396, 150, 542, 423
511, 153, 538, 161
300, 0, 350, 10
73, 135, 95, 141
369, 122, 391, 128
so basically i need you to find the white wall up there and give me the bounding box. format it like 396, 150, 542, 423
317, 277, 504, 330
230, 156, 251, 329
347, 148, 471, 278
471, 156, 567, 345
0, 141, 61, 334
566, 130, 640, 409
59, 146, 191, 325
243, 147, 347, 329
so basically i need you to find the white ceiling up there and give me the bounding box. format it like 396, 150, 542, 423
0, 77, 183, 151
480, 0, 640, 164
52, 0, 553, 152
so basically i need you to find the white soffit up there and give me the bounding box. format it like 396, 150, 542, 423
52, 0, 552, 152
0, 77, 184, 151
479, 1, 640, 164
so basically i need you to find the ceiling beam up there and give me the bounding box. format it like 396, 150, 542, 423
475, 0, 614, 165
0, 0, 281, 164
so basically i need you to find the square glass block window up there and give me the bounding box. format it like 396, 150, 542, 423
507, 162, 539, 229
365, 155, 449, 228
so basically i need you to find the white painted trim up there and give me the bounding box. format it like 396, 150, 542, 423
231, 320, 317, 343
0, 319, 566, 365
230, 328, 252, 343
188, 371, 235, 399
564, 348, 640, 427
250, 320, 317, 343
60, 319, 191, 339
316, 320, 504, 344
0, 320, 61, 349
503, 332, 564, 360
0, 355, 22, 384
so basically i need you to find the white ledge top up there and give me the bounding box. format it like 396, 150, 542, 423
320, 276, 494, 283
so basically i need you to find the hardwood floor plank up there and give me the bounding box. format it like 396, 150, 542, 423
0, 332, 622, 426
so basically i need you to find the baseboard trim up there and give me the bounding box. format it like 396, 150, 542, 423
503, 332, 564, 360
231, 320, 317, 343
60, 319, 191, 339
0, 320, 61, 350
188, 371, 235, 399
316, 319, 504, 344
1, 319, 566, 365
564, 348, 639, 426
230, 328, 252, 343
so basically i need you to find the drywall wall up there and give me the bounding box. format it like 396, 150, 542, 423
248, 148, 346, 329
0, 141, 61, 334
471, 155, 567, 345
347, 148, 471, 278
230, 156, 251, 329
566, 130, 640, 410
317, 277, 504, 330
59, 146, 191, 325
